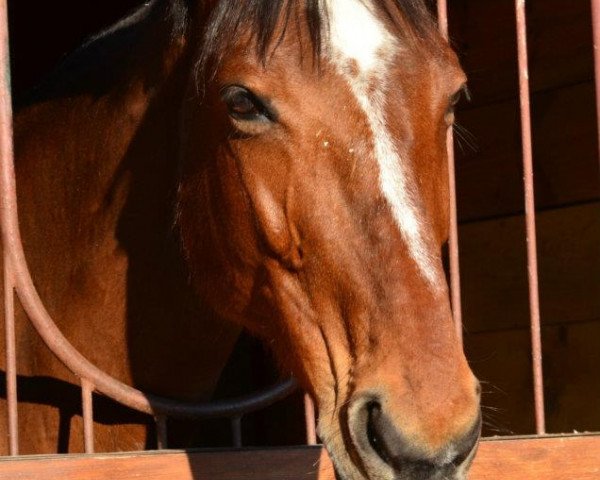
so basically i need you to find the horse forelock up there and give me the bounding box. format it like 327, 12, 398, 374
196, 0, 437, 78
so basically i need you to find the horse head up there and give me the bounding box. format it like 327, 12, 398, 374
177, 1, 480, 478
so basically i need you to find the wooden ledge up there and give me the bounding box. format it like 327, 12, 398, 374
0, 434, 599, 479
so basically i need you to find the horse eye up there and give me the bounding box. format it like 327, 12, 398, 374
450, 90, 462, 107
220, 85, 273, 123
449, 85, 471, 110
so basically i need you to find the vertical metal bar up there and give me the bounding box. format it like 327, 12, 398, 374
437, 0, 449, 38
438, 0, 464, 343
155, 415, 168, 450
0, 0, 18, 456
303, 394, 317, 445
3, 256, 18, 455
592, 0, 600, 165
231, 415, 242, 448
81, 379, 94, 453
515, 0, 546, 435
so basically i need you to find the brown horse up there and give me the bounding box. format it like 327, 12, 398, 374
2, 0, 481, 478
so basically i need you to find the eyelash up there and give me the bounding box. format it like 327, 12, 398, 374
221, 85, 274, 122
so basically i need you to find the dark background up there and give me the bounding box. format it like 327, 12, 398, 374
8, 1, 141, 99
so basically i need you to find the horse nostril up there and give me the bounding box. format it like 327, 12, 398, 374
361, 400, 439, 476
365, 401, 391, 465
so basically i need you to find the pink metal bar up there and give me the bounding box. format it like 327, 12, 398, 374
81, 379, 94, 453
592, 0, 600, 164
3, 256, 17, 455
515, 0, 546, 435
0, 0, 18, 456
437, 0, 464, 343
0, 132, 296, 424
437, 0, 449, 39
155, 415, 168, 450
0, 141, 296, 423
303, 394, 317, 445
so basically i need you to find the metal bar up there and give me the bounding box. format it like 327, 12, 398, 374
303, 394, 317, 445
0, 0, 18, 457
592, 0, 600, 166
438, 0, 464, 343
81, 379, 94, 453
437, 0, 449, 39
155, 415, 168, 450
515, 0, 546, 435
3, 255, 18, 455
231, 415, 242, 448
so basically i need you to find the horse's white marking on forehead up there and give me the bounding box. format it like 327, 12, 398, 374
325, 0, 438, 286
326, 0, 387, 73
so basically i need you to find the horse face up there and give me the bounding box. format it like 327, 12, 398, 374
178, 1, 480, 479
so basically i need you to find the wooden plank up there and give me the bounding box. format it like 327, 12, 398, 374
455, 82, 599, 222
0, 436, 599, 479
459, 202, 600, 436
460, 202, 600, 332
450, 0, 594, 110
470, 435, 600, 479
0, 447, 333, 480
464, 321, 600, 436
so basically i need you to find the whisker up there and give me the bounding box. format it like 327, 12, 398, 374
453, 122, 478, 154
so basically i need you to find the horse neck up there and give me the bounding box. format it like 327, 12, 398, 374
16, 1, 191, 219
14, 4, 241, 400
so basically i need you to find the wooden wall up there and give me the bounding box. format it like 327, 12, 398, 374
450, 0, 600, 435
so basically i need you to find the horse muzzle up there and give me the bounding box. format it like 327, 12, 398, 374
344, 394, 481, 480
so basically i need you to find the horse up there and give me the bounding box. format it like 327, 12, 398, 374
1, 0, 481, 478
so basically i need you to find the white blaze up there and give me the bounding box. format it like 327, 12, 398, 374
326, 0, 437, 285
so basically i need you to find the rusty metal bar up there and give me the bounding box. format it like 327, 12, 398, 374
0, 114, 296, 421
0, 0, 18, 457
231, 415, 242, 448
437, 0, 449, 39
3, 256, 17, 456
155, 415, 168, 450
592, 0, 600, 165
515, 0, 546, 435
303, 394, 317, 445
0, 139, 296, 423
437, 0, 464, 343
81, 379, 94, 453
0, 0, 295, 423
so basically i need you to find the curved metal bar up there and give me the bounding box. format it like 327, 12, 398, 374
0, 22, 296, 419
0, 157, 296, 416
